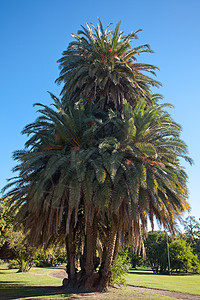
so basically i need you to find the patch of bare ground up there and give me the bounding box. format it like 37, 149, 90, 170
49, 270, 67, 279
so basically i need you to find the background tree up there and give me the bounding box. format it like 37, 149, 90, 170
183, 216, 200, 239
0, 198, 15, 259
5, 227, 39, 272
144, 231, 200, 274
0, 198, 39, 272
170, 237, 200, 273
145, 231, 168, 273
182, 215, 200, 260
36, 244, 66, 267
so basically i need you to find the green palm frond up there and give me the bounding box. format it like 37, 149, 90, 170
2, 90, 192, 248
56, 19, 161, 111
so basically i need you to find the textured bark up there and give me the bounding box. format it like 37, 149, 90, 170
103, 220, 117, 273
92, 214, 100, 271
63, 213, 119, 291
85, 218, 94, 276
113, 230, 120, 262
65, 219, 76, 281
98, 218, 118, 290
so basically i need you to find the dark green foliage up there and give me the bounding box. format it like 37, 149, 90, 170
145, 231, 168, 273
3, 97, 191, 248
36, 245, 66, 267
128, 252, 144, 268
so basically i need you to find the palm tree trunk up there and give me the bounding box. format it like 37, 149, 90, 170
92, 213, 99, 269
113, 230, 120, 262
85, 217, 95, 276
65, 218, 76, 281
99, 217, 118, 290
103, 220, 117, 273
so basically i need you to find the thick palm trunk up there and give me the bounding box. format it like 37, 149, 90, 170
63, 218, 76, 286
66, 233, 76, 280
103, 222, 117, 273
82, 212, 100, 290
92, 216, 100, 270
99, 218, 118, 290
85, 218, 94, 275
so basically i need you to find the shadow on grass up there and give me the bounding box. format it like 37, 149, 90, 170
128, 269, 154, 275
128, 268, 199, 276
0, 281, 102, 299
0, 281, 70, 299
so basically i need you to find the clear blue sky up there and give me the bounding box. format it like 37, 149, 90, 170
1, 0, 199, 227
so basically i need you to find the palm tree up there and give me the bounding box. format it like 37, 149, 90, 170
3, 94, 192, 290
56, 19, 161, 112
88, 99, 192, 289
3, 95, 102, 282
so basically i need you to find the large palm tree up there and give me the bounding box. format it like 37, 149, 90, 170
56, 19, 161, 111
3, 94, 192, 290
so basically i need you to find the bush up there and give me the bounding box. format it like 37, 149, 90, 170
110, 249, 131, 286
128, 252, 144, 268
35, 260, 52, 268
8, 259, 20, 269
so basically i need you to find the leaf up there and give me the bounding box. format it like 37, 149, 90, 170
128, 117, 136, 139
135, 142, 157, 157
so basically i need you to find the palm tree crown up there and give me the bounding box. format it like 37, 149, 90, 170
3, 95, 192, 249
56, 19, 161, 111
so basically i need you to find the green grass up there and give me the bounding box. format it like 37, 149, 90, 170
126, 268, 200, 295
1, 264, 200, 299
0, 264, 68, 299
0, 265, 172, 299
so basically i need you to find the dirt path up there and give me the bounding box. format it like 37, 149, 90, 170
50, 270, 200, 300
130, 286, 200, 300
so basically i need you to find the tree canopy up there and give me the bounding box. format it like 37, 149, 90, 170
56, 19, 161, 111
2, 19, 192, 291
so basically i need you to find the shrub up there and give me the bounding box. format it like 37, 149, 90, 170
8, 259, 20, 269
110, 249, 131, 286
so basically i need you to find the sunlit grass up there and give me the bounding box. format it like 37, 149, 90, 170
126, 268, 200, 295
0, 265, 66, 299
1, 265, 199, 299
0, 265, 172, 299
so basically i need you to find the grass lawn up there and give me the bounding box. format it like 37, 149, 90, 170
0, 264, 65, 299
126, 268, 200, 295
0, 264, 172, 299
0, 264, 200, 299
